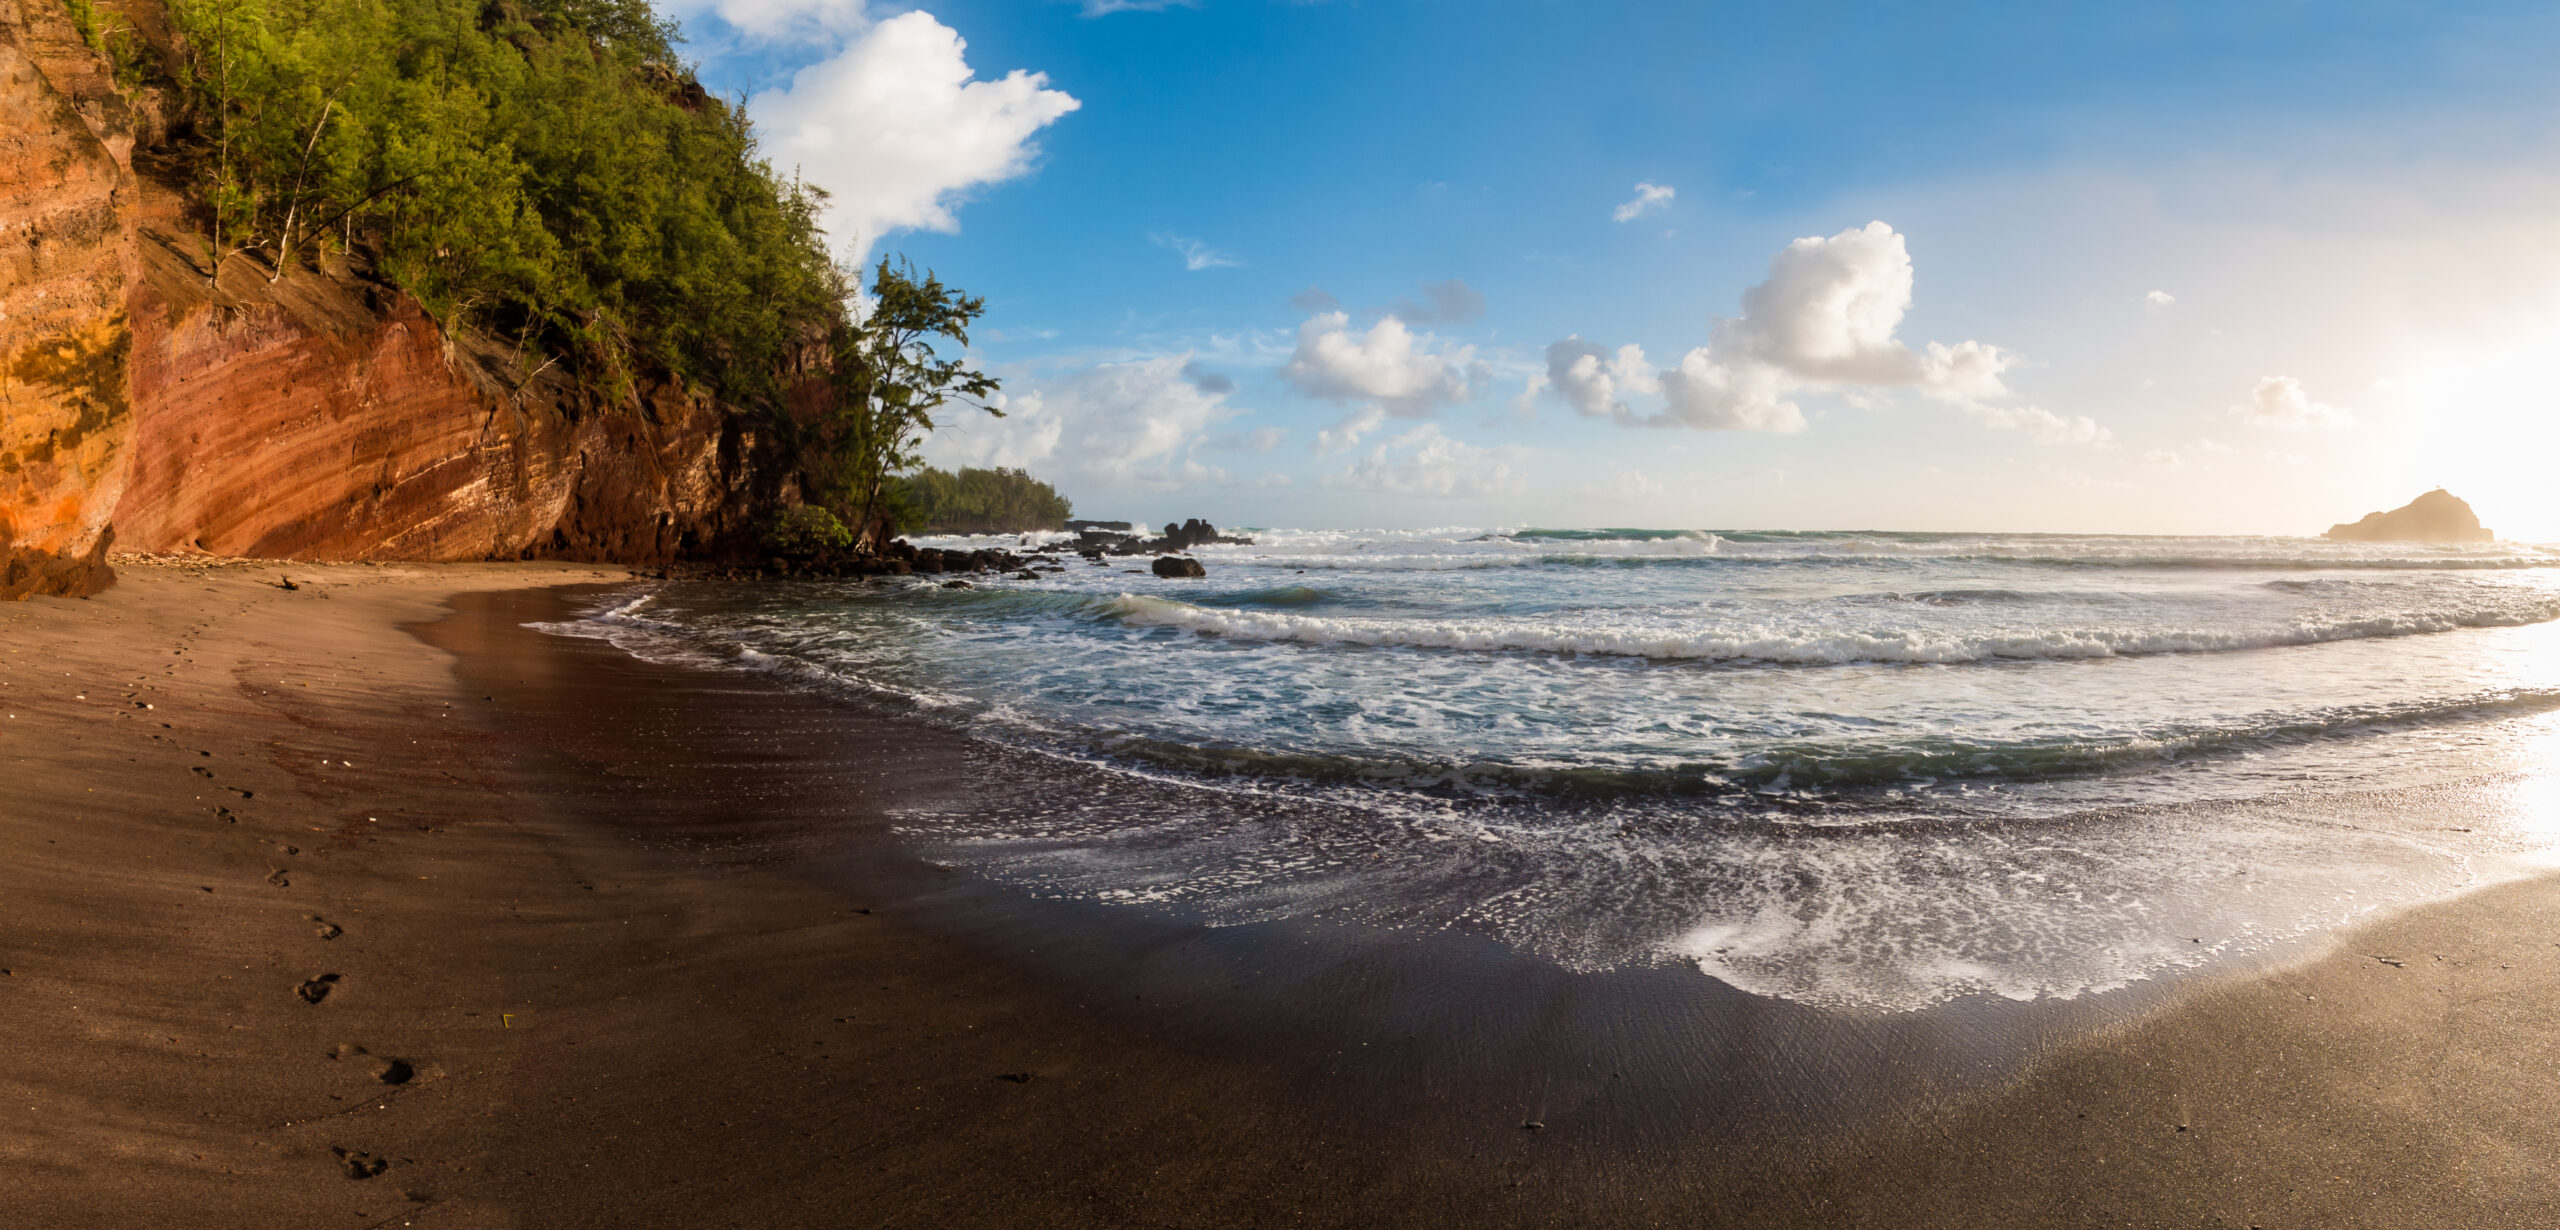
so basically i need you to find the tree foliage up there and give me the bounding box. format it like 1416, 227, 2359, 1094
157, 0, 1013, 554
163, 0, 844, 411
808, 257, 1002, 548
758, 504, 854, 556
893, 466, 1072, 535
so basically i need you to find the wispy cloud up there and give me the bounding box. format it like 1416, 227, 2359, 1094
1324, 424, 1526, 498
1389, 279, 1486, 325
1612, 181, 1675, 223
923, 354, 1239, 492
1152, 231, 1240, 271
1080, 0, 1195, 15
1968, 403, 2112, 447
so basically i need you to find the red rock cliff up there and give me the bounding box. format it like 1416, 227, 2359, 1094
0, 0, 793, 598
113, 235, 770, 563
0, 0, 138, 598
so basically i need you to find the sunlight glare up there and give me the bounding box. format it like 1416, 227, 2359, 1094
2394, 318, 2560, 542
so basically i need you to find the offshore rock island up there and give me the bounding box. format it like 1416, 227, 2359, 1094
2323, 488, 2496, 543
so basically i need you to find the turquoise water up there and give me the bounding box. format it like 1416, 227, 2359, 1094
548, 529, 2560, 1010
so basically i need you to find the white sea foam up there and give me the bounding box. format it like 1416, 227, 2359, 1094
1107, 591, 2560, 664
1206, 527, 2560, 572
539, 529, 2560, 1013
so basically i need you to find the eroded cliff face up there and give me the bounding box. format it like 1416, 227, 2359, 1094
0, 0, 138, 599
0, 0, 788, 598
114, 236, 766, 563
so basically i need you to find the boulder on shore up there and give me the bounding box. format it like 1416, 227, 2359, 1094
2323, 489, 2494, 543
1152, 555, 1207, 578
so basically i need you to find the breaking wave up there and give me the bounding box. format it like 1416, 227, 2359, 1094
1105, 591, 2560, 664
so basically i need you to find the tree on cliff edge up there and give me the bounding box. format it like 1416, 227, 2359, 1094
814, 257, 1001, 550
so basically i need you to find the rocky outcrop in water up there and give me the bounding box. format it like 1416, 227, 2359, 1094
1151, 555, 1206, 578
2323, 489, 2494, 544
1075, 517, 1252, 559
730, 535, 1034, 581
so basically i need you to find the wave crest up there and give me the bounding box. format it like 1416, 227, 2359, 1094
1106, 593, 2560, 665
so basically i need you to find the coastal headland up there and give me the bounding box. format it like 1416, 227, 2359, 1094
6, 560, 2558, 1227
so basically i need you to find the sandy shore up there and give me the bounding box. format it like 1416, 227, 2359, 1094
4, 561, 2558, 1227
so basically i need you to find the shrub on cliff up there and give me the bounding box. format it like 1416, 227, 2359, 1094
758, 505, 854, 557
164, 0, 842, 413
892, 467, 1072, 535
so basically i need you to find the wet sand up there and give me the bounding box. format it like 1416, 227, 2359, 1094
4, 561, 2558, 1226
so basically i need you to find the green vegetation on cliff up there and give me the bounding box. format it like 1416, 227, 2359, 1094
165, 0, 842, 412
155, 0, 1014, 552
893, 466, 1073, 535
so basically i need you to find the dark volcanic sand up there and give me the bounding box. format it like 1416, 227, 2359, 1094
4, 562, 2558, 1227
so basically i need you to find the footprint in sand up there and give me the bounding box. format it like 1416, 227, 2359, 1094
328, 1044, 417, 1086
266, 868, 291, 888
330, 1147, 388, 1179
297, 974, 341, 1004
306, 915, 341, 940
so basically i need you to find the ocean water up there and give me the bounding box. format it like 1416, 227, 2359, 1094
542, 529, 2560, 1011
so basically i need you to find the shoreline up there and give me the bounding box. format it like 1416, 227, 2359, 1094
4, 561, 2557, 1225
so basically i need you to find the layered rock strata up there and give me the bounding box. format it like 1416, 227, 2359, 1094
113, 236, 766, 563
1, 0, 792, 598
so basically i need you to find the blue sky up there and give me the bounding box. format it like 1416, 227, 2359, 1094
665, 0, 2560, 536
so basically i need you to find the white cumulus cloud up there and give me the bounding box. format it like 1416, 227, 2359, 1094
751, 11, 1080, 263
1539, 221, 2074, 440
1613, 182, 1675, 223
1545, 337, 1661, 419
923, 355, 1238, 492
1281, 312, 1479, 417
2145, 290, 2176, 309
1655, 347, 1805, 431
2234, 376, 2355, 430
